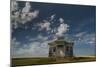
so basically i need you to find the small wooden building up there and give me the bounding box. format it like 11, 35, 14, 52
48, 37, 74, 57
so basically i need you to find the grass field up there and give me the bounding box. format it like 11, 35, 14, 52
11, 56, 96, 66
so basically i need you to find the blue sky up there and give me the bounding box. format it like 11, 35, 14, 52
11, 1, 96, 58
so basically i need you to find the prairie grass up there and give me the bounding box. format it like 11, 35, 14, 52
11, 56, 96, 66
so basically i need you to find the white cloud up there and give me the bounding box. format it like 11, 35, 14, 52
50, 14, 56, 21
59, 18, 64, 23
20, 2, 39, 24
20, 10, 39, 24
29, 10, 39, 19
11, 34, 59, 58
11, 39, 49, 58
84, 34, 96, 45
56, 22, 69, 36
11, 1, 39, 29
11, 0, 18, 11
38, 20, 51, 31
56, 18, 69, 37
74, 33, 96, 45
75, 32, 86, 37
11, 37, 21, 57
29, 34, 48, 42
22, 2, 31, 13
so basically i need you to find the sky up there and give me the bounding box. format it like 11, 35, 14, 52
11, 1, 96, 58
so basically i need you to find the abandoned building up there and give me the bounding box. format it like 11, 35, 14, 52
48, 37, 74, 57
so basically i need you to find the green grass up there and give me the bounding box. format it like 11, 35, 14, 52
11, 56, 96, 66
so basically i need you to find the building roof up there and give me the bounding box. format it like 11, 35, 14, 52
48, 40, 73, 46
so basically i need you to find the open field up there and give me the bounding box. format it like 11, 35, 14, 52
11, 56, 96, 66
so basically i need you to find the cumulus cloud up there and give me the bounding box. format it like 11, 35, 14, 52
11, 37, 21, 57
37, 17, 70, 37
11, 33, 60, 58
50, 14, 56, 22
59, 18, 64, 23
38, 20, 51, 31
20, 10, 39, 24
12, 41, 49, 58
74, 33, 96, 45
84, 34, 96, 45
11, 4, 71, 57
11, 35, 50, 58
11, 1, 39, 29
29, 34, 48, 42
56, 18, 69, 36
37, 14, 56, 32
11, 0, 18, 11
22, 2, 31, 13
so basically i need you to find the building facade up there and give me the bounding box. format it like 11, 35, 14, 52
48, 38, 74, 57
